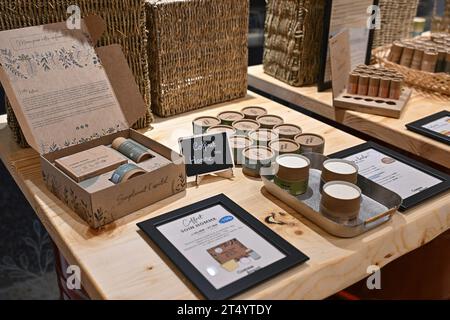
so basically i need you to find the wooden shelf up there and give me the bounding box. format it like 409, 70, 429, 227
248, 65, 450, 169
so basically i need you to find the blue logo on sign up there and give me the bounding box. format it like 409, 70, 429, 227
219, 216, 234, 224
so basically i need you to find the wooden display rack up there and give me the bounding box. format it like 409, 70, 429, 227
333, 89, 412, 119
330, 31, 412, 119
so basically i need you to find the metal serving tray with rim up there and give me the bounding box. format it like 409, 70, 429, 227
261, 153, 402, 238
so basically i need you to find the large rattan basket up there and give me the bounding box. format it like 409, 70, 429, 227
373, 44, 450, 96
0, 0, 152, 148
372, 0, 420, 49
146, 0, 248, 117
262, 0, 325, 87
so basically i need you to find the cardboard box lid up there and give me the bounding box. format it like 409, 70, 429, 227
0, 16, 147, 154
329, 30, 351, 98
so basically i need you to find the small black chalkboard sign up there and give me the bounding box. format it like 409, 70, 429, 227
178, 132, 234, 177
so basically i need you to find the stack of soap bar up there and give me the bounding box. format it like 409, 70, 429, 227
55, 145, 127, 182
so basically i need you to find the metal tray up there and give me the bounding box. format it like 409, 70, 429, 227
261, 153, 402, 238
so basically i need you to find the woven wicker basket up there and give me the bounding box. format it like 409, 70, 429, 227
372, 0, 420, 49
0, 0, 152, 148
374, 45, 450, 96
146, 0, 248, 117
263, 0, 325, 87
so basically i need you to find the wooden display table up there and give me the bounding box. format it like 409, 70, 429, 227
0, 92, 448, 300
248, 65, 450, 169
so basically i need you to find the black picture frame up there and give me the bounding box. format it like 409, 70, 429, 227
178, 132, 234, 177
405, 110, 450, 146
329, 142, 450, 211
137, 194, 309, 300
318, 0, 378, 92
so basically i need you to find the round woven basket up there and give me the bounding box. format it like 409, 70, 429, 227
373, 45, 450, 96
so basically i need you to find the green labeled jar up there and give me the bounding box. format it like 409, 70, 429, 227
274, 154, 310, 196
242, 146, 275, 178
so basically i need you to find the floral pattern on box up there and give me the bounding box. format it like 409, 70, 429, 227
0, 45, 101, 81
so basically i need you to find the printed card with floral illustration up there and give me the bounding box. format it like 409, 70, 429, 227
0, 21, 128, 154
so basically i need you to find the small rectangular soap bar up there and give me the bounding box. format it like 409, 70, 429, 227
55, 145, 127, 182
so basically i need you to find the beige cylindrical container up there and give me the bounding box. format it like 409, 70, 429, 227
389, 79, 402, 100
410, 47, 424, 70
241, 106, 268, 120
229, 135, 253, 165
399, 45, 414, 67
206, 125, 237, 136
256, 114, 284, 129
320, 181, 362, 221
248, 129, 278, 147
111, 137, 152, 163
192, 116, 221, 134
294, 133, 325, 154
367, 76, 381, 97
274, 154, 310, 196
273, 123, 302, 140
110, 163, 146, 184
242, 146, 275, 178
379, 77, 391, 98
269, 139, 301, 155
388, 41, 404, 63
217, 111, 245, 126
347, 73, 359, 94
357, 75, 369, 96
421, 50, 438, 72
232, 119, 260, 135
320, 159, 358, 186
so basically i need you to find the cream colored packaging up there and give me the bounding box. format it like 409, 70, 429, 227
55, 145, 127, 182
0, 18, 186, 229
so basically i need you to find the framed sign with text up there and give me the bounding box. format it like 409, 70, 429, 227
329, 142, 450, 211
137, 194, 309, 300
406, 111, 450, 146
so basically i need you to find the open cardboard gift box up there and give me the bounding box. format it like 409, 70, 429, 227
0, 16, 186, 228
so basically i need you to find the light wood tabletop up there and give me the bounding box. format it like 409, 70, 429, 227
0, 92, 448, 300
248, 65, 450, 169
